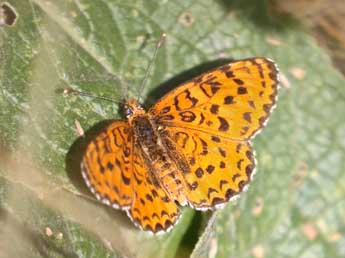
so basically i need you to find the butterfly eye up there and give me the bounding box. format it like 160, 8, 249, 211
124, 106, 133, 117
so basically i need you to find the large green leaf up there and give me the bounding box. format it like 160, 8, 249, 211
1, 0, 344, 257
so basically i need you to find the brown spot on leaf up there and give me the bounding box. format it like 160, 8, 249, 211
178, 11, 194, 27
252, 197, 264, 216
302, 222, 318, 240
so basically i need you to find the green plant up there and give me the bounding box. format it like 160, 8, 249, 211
1, 1, 344, 257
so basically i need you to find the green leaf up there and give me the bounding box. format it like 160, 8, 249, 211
1, 0, 344, 258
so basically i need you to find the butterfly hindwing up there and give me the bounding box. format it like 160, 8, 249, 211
81, 121, 133, 209
162, 126, 255, 209
126, 148, 181, 233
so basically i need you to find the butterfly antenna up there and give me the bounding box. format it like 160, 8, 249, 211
61, 88, 121, 104
137, 33, 166, 103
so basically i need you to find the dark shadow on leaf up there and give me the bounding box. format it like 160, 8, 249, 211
65, 120, 115, 196
145, 58, 234, 108
218, 0, 298, 30
175, 211, 203, 258
65, 119, 136, 231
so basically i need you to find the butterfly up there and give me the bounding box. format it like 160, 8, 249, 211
80, 57, 279, 233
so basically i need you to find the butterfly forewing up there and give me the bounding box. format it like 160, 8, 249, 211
149, 58, 279, 141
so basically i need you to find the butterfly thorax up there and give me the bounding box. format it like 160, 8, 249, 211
128, 102, 188, 205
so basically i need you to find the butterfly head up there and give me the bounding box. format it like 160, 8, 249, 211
123, 99, 145, 118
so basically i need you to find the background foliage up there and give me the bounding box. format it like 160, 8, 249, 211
1, 0, 344, 257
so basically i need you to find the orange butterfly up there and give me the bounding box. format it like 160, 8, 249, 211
81, 57, 279, 233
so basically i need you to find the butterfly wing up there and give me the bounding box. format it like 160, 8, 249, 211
81, 121, 180, 233
148, 58, 279, 209
81, 120, 133, 209
126, 148, 181, 233
162, 127, 255, 209
149, 58, 279, 141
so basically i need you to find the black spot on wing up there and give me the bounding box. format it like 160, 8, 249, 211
154, 223, 163, 232
219, 180, 229, 190
160, 106, 171, 114
225, 188, 238, 199
246, 164, 254, 178
200, 138, 208, 155
179, 111, 196, 122
174, 89, 198, 111
188, 181, 198, 190
237, 159, 244, 169
218, 117, 229, 131
146, 194, 153, 202
210, 104, 219, 114
243, 112, 252, 123
211, 135, 221, 142
107, 162, 114, 171
224, 96, 235, 104
190, 157, 196, 165
232, 173, 241, 182
238, 87, 247, 95
198, 113, 205, 125
248, 100, 256, 108
233, 78, 244, 85
206, 165, 215, 174
207, 188, 219, 199
218, 147, 226, 157
195, 168, 204, 178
